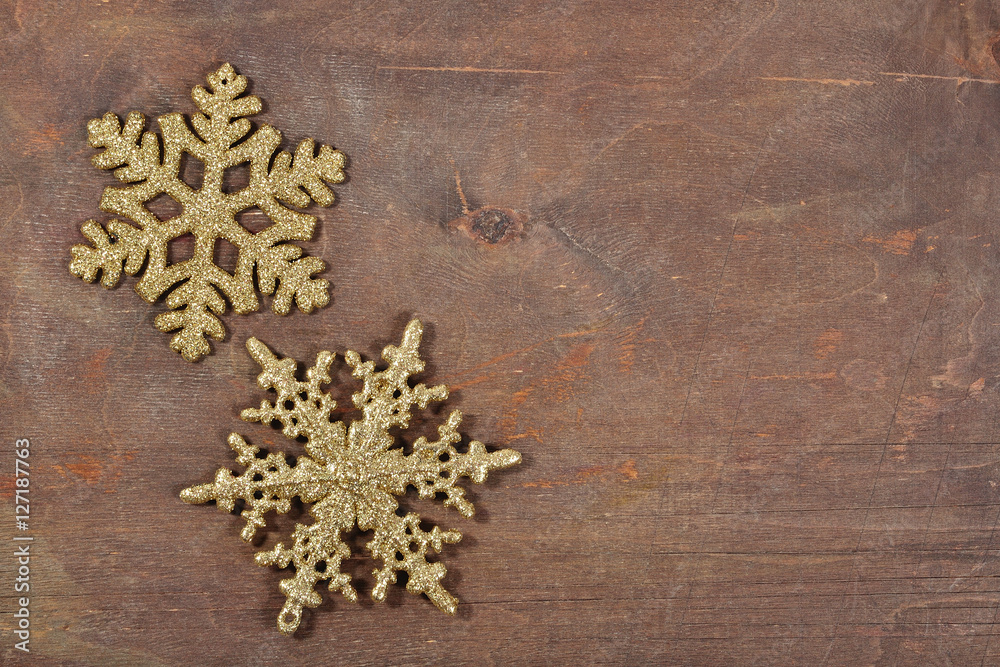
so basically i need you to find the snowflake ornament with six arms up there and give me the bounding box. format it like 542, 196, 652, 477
181, 319, 521, 634
70, 63, 346, 361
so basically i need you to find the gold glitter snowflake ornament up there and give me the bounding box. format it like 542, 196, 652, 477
69, 64, 346, 361
182, 320, 521, 634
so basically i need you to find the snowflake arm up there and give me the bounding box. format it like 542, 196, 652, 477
257, 502, 358, 635
69, 63, 346, 361
344, 319, 451, 454
181, 433, 358, 634
180, 433, 327, 540
360, 495, 462, 614
69, 219, 147, 288
181, 320, 522, 634
240, 338, 346, 464
88, 110, 164, 185
381, 411, 523, 517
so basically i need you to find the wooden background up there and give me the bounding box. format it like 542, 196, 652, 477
4, 1, 1000, 664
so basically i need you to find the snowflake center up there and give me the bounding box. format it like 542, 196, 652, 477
331, 457, 368, 491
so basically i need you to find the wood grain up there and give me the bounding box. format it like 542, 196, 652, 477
4, 1, 1000, 664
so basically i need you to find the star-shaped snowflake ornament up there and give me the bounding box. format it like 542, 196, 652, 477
70, 63, 346, 361
182, 320, 521, 634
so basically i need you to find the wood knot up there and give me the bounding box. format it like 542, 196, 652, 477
449, 207, 524, 245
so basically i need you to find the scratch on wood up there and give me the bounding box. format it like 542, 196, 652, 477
677, 134, 768, 426
451, 159, 470, 215
750, 371, 837, 381
514, 460, 638, 488
444, 325, 603, 382
448, 375, 494, 391
862, 228, 921, 256
759, 76, 875, 86
879, 71, 1000, 85
377, 65, 563, 75
760, 73, 1000, 87
823, 285, 942, 660
680, 0, 780, 86
550, 221, 627, 276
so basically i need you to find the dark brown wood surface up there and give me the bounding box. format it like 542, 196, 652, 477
5, 1, 1000, 664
